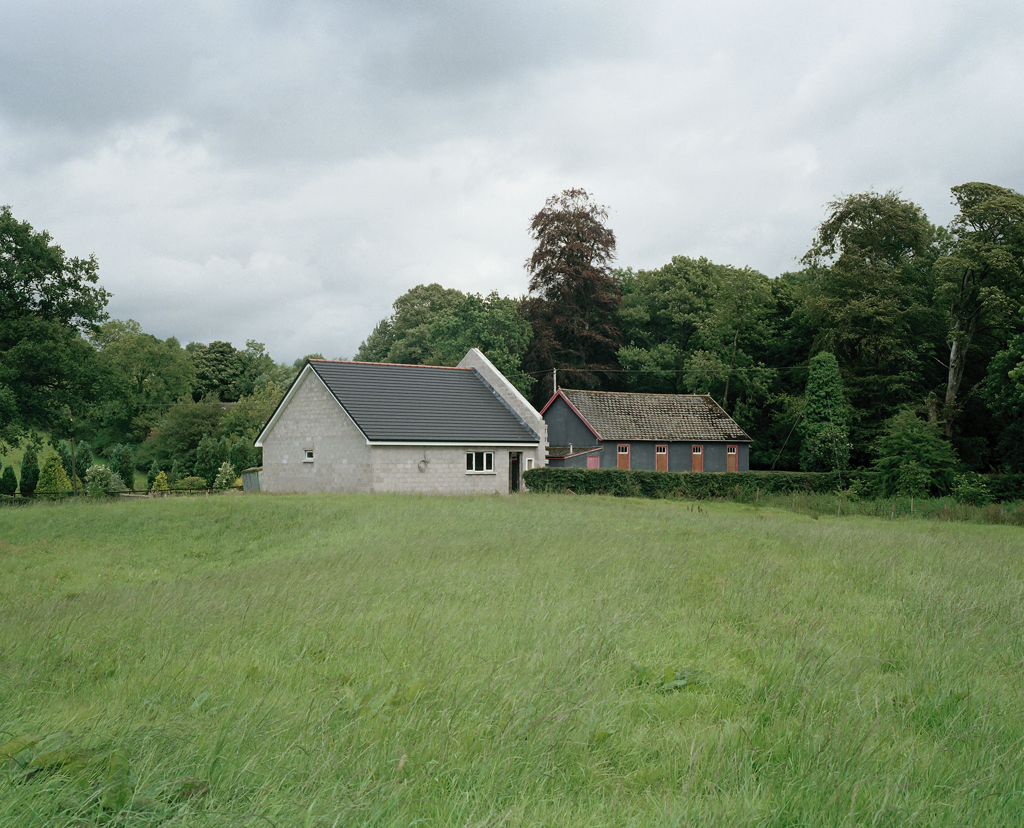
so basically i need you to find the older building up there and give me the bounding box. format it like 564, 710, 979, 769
256, 349, 546, 494
541, 389, 752, 473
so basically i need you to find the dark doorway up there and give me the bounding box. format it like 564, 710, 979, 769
509, 452, 521, 492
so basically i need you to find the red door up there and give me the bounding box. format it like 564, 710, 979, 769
655, 444, 668, 472
617, 445, 630, 470
726, 445, 738, 472
691, 445, 703, 472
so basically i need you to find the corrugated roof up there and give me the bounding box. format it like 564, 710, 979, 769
308, 360, 540, 443
559, 389, 752, 442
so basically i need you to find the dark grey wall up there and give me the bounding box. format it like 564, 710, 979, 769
544, 396, 600, 448
597, 440, 749, 472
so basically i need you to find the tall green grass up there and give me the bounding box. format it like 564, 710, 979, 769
2, 494, 1022, 826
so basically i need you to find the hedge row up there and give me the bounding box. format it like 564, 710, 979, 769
522, 468, 1024, 502
522, 468, 866, 499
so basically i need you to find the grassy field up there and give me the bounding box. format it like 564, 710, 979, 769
2, 494, 1022, 826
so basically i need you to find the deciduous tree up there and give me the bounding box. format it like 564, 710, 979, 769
520, 189, 622, 396
1, 206, 109, 448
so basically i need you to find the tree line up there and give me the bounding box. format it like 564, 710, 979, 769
2, 182, 1023, 495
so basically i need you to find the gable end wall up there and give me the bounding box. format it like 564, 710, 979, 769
259, 371, 373, 493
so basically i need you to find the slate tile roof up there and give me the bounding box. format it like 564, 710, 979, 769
307, 360, 540, 444
559, 389, 752, 442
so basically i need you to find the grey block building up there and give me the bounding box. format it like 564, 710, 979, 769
541, 389, 752, 473
255, 349, 546, 494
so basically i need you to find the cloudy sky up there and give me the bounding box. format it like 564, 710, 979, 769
3, 0, 1023, 364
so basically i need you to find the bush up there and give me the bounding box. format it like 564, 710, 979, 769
20, 444, 40, 497
147, 460, 161, 490
952, 472, 993, 507
151, 470, 170, 492
37, 455, 72, 497
169, 460, 181, 487
172, 476, 209, 491
85, 464, 112, 498
213, 461, 237, 490
108, 473, 128, 493
0, 465, 17, 496
194, 435, 228, 487
107, 444, 137, 491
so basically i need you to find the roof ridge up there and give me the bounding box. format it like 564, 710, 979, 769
309, 358, 470, 370
562, 388, 710, 399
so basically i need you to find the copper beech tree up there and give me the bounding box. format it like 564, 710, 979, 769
519, 188, 622, 401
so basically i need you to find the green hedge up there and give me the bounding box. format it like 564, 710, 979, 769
523, 468, 870, 499
523, 467, 1024, 502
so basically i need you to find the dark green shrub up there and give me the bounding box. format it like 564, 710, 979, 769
193, 435, 228, 487
0, 465, 17, 496
952, 473, 993, 507
107, 444, 137, 491
146, 460, 161, 490
20, 444, 40, 497
169, 460, 181, 487
522, 468, 872, 500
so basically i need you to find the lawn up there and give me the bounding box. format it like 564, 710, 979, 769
2, 493, 1022, 826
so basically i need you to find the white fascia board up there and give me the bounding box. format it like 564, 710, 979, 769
255, 363, 369, 447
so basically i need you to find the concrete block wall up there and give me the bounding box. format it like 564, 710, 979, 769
457, 348, 548, 464
371, 445, 522, 495
260, 371, 373, 493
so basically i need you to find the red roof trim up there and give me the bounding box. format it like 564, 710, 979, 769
539, 390, 603, 441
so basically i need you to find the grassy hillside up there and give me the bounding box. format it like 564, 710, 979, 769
2, 494, 1022, 826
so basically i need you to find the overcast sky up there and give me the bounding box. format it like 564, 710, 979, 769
3, 0, 1022, 364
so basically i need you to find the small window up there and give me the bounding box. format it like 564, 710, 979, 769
466, 451, 494, 473
618, 445, 629, 454
656, 445, 667, 455
526, 457, 534, 470
727, 446, 736, 455
304, 449, 314, 463
692, 445, 702, 455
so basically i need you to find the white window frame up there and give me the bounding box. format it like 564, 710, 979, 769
526, 457, 534, 470
466, 451, 495, 474
303, 449, 314, 463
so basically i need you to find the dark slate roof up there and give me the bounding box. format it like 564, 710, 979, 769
307, 360, 540, 443
558, 389, 752, 442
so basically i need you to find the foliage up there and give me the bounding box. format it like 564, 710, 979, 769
106, 443, 136, 491
952, 472, 993, 507
523, 467, 862, 499
219, 380, 283, 449
169, 459, 181, 487
146, 460, 161, 490
37, 454, 72, 496
355, 283, 468, 364
193, 435, 228, 487
935, 182, 1024, 436
872, 409, 960, 496
19, 443, 39, 496
0, 205, 109, 448
88, 319, 195, 448
138, 400, 224, 471
107, 472, 128, 493
212, 461, 237, 489
84, 464, 112, 498
58, 439, 91, 482
798, 352, 851, 472
0, 464, 17, 495
171, 475, 209, 491
428, 291, 535, 395
520, 189, 622, 395
228, 438, 258, 474
801, 191, 944, 457
150, 470, 169, 492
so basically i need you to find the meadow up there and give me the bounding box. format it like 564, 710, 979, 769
2, 493, 1022, 826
